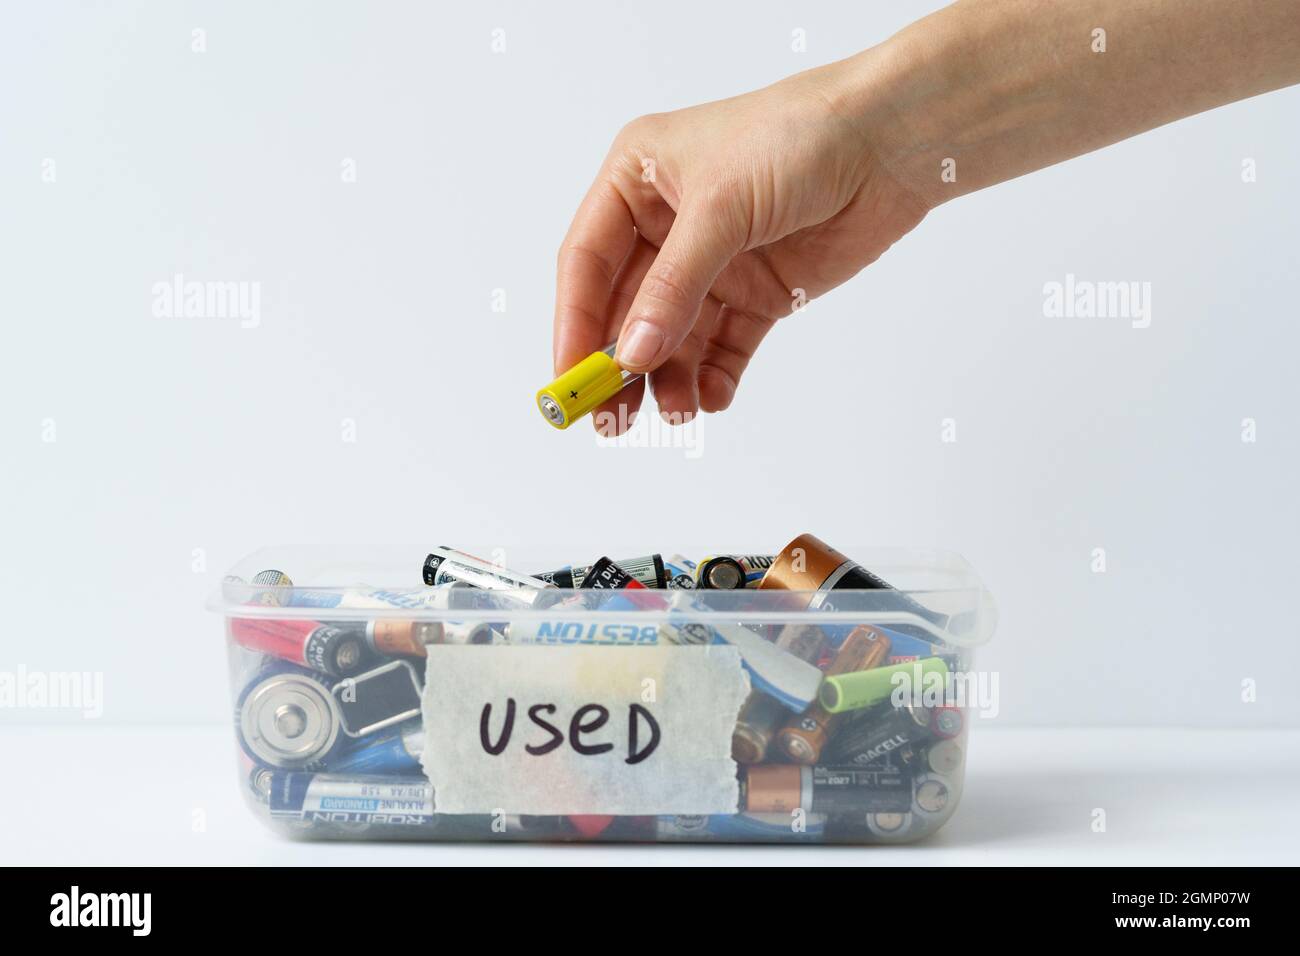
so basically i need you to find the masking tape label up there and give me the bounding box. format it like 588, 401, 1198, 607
420, 644, 748, 815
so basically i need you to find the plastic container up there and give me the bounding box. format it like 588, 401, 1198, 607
209, 544, 996, 843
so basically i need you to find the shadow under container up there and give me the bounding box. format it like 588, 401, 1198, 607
210, 546, 996, 844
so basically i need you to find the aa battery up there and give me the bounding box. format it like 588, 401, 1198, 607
422, 547, 560, 608
732, 624, 826, 764
864, 811, 915, 840
441, 621, 505, 645
507, 616, 659, 646
877, 625, 942, 664
822, 701, 934, 768
537, 554, 667, 589
819, 657, 951, 714
365, 619, 440, 658
568, 564, 823, 714
695, 555, 775, 590
777, 625, 892, 764
230, 617, 371, 678
758, 533, 955, 640
928, 704, 964, 739
291, 585, 453, 613
267, 773, 436, 828
506, 564, 663, 644
328, 721, 424, 775
744, 765, 913, 815
663, 555, 698, 590
238, 666, 344, 769
912, 772, 954, 816
580, 556, 644, 590
536, 343, 643, 430
331, 659, 423, 737
923, 738, 964, 775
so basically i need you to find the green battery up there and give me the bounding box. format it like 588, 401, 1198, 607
819, 657, 950, 714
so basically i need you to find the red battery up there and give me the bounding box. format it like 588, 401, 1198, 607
231, 618, 370, 678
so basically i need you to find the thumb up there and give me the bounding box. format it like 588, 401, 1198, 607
615, 199, 742, 372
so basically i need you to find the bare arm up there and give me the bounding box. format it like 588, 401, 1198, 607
554, 0, 1300, 433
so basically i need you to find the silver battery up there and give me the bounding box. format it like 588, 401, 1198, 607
239, 670, 342, 769
913, 772, 954, 816
424, 547, 559, 608
925, 738, 964, 775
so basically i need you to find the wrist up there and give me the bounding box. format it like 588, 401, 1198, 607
826, 5, 996, 210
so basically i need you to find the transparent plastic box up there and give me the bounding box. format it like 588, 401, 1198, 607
209, 545, 996, 844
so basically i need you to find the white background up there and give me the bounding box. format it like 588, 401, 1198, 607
2, 0, 1297, 838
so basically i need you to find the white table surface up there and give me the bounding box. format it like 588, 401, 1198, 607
2, 726, 1294, 865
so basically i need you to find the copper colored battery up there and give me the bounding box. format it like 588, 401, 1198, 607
744, 765, 809, 814
366, 619, 441, 659
731, 624, 825, 764
758, 533, 953, 638
776, 625, 890, 764
757, 535, 854, 593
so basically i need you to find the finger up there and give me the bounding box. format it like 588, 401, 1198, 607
614, 196, 744, 374
648, 296, 723, 423
554, 178, 637, 374
697, 304, 779, 412
589, 238, 657, 435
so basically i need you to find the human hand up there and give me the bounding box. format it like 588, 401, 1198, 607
552, 60, 930, 434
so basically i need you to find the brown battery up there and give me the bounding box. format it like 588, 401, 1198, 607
757, 534, 849, 592
366, 619, 441, 658
731, 624, 826, 764
776, 625, 890, 764
744, 765, 808, 814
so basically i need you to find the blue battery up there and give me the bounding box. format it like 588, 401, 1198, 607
268, 772, 435, 827
327, 722, 424, 775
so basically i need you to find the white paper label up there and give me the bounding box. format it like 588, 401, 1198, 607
420, 644, 748, 815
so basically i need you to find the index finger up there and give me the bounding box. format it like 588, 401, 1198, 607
554, 177, 637, 375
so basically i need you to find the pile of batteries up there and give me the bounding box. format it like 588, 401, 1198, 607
226, 533, 973, 843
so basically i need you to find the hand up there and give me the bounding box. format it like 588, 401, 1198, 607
553, 0, 1300, 435
552, 61, 930, 434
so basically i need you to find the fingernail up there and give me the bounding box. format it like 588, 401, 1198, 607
616, 322, 665, 369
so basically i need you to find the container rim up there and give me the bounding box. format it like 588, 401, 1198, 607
206, 586, 998, 648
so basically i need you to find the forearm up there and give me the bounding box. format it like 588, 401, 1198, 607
837, 0, 1300, 205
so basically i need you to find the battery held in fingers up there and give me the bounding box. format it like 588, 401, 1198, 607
537, 344, 643, 430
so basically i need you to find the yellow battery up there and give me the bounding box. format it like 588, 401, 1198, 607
536, 345, 642, 430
